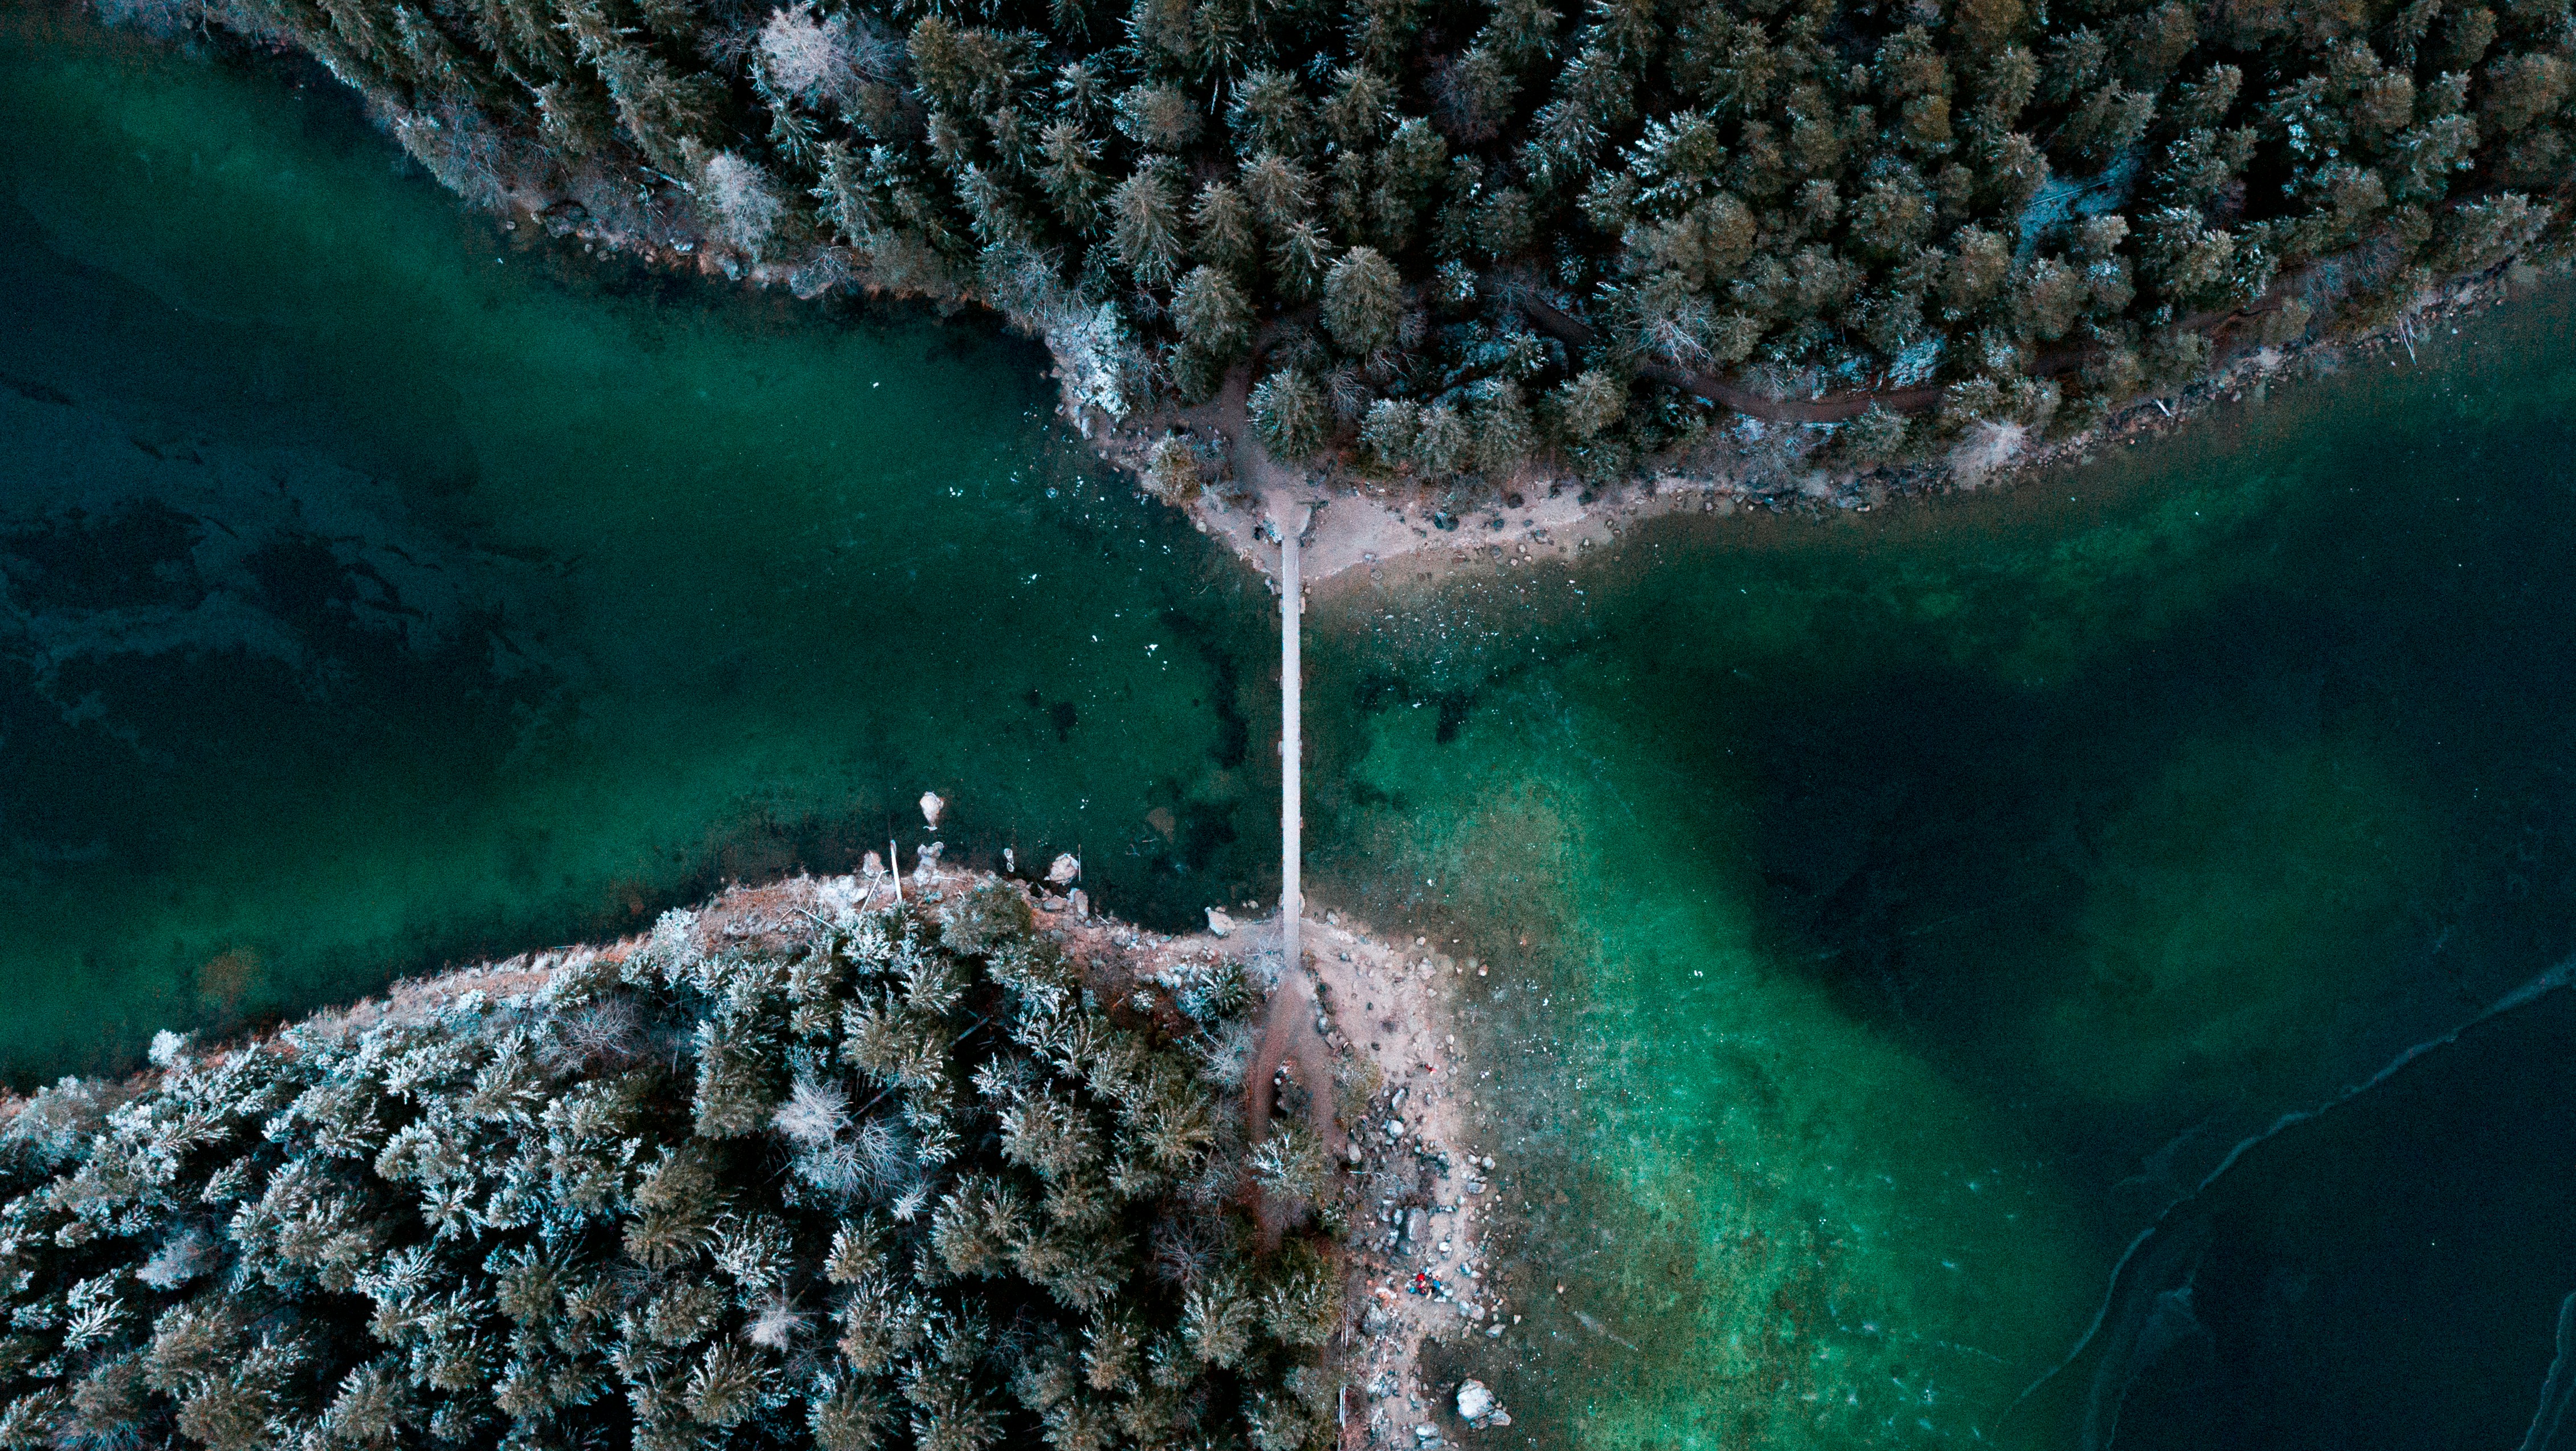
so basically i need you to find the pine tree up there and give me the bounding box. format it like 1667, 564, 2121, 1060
2041, 27, 2108, 106
812, 1379, 891, 1451
1546, 371, 1624, 442
1256, 1243, 1341, 1347
1325, 66, 1397, 148
2445, 6, 2499, 70
1939, 227, 2011, 317
1412, 401, 1468, 472
2116, 1, 2195, 90
1321, 246, 1401, 355
903, 17, 978, 111
1173, 266, 1254, 359
1112, 84, 1201, 149
1249, 370, 1329, 459
1835, 405, 1909, 464
1109, 165, 1186, 290
1228, 69, 1310, 156
2483, 52, 2570, 134
2009, 256, 2085, 340
1081, 1311, 1142, 1391
1362, 397, 1420, 464
2058, 83, 2157, 172
1192, 182, 1260, 273
1177, 1273, 1256, 1367
1238, 153, 1318, 231
683, 1340, 769, 1426
1269, 220, 1332, 303
1469, 381, 1535, 475
1037, 121, 1104, 231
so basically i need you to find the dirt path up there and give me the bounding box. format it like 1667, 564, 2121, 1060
1244, 947, 1346, 1243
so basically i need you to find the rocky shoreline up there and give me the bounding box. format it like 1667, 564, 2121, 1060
1290, 913, 1523, 1448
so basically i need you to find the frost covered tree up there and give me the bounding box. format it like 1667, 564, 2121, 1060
0, 885, 1334, 1451
134, 0, 2576, 490
697, 149, 787, 255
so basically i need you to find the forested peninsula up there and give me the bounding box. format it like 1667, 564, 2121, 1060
0, 877, 1359, 1451
109, 0, 2576, 497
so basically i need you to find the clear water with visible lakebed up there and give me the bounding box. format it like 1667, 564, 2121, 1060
11, 7, 2576, 1446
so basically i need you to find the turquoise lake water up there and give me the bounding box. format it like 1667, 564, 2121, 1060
10, 6, 2576, 1446
1307, 288, 2576, 1446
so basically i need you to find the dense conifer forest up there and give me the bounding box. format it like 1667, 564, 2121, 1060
116, 0, 2576, 486
0, 885, 1343, 1450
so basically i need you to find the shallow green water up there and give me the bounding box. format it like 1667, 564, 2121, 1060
1307, 293, 2576, 1446
0, 7, 1276, 1077
14, 7, 2576, 1447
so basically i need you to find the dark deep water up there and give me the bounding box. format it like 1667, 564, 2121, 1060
13, 5, 2576, 1446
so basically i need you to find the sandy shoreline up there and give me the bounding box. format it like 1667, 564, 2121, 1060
1134, 265, 2549, 597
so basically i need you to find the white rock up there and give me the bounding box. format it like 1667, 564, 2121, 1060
1047, 853, 1081, 885
1206, 908, 1236, 938
1456, 1381, 1495, 1421
919, 790, 945, 827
